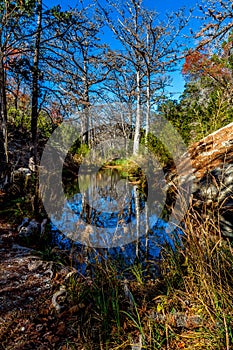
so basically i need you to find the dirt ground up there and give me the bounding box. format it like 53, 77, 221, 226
0, 193, 85, 350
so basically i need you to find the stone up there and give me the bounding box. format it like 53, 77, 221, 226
167, 122, 233, 237
18, 218, 41, 238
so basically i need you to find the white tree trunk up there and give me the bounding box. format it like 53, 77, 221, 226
133, 68, 141, 155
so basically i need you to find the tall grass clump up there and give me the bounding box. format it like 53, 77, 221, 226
159, 206, 233, 349
54, 206, 233, 349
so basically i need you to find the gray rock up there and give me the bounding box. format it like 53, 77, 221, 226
18, 218, 41, 238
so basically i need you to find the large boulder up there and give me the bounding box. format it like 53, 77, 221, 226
167, 122, 233, 237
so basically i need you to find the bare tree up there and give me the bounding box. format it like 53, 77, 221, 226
196, 0, 233, 47
46, 6, 113, 146
31, 0, 42, 163
0, 0, 35, 186
98, 0, 191, 154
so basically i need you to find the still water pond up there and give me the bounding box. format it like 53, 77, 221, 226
51, 166, 179, 265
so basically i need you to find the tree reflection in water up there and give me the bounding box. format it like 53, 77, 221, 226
51, 167, 176, 268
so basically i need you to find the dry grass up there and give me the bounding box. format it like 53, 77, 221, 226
46, 206, 232, 349
1, 202, 232, 349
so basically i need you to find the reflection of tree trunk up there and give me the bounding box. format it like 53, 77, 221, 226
134, 186, 140, 258
80, 193, 86, 223
145, 201, 149, 262
81, 193, 92, 224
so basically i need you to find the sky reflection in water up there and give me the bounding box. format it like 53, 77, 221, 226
51, 167, 180, 266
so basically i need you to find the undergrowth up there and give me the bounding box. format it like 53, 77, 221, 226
1, 189, 232, 349
51, 208, 233, 349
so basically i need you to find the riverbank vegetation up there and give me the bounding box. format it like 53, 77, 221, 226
1, 196, 233, 349
0, 0, 233, 349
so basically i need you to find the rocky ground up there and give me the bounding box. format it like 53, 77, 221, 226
0, 193, 85, 350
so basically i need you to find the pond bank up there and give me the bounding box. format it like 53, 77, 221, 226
1, 210, 232, 349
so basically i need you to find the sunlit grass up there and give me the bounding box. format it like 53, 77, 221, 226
56, 205, 233, 349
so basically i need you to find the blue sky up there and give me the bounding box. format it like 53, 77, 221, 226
44, 0, 201, 98
44, 0, 198, 12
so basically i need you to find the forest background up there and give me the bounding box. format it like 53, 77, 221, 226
0, 0, 233, 349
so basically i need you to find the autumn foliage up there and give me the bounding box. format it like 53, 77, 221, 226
182, 49, 231, 84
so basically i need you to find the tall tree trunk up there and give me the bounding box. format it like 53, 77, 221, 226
31, 0, 42, 213
133, 2, 141, 156
145, 69, 150, 148
133, 67, 141, 155
82, 55, 90, 146
0, 42, 9, 186
145, 27, 151, 149
31, 0, 42, 156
